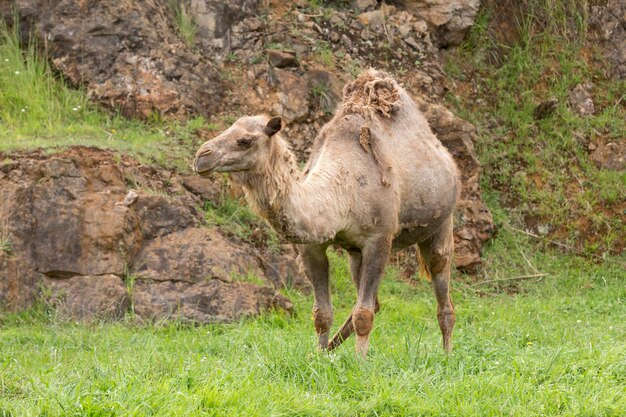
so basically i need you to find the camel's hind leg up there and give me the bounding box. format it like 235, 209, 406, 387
419, 217, 456, 353
300, 244, 332, 350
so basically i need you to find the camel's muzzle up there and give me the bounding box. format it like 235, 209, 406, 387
193, 149, 222, 176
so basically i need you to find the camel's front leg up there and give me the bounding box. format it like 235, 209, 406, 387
299, 244, 332, 350
353, 235, 392, 357
328, 250, 380, 350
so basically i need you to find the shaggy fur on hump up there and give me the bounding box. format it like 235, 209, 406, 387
338, 69, 399, 186
340, 69, 401, 119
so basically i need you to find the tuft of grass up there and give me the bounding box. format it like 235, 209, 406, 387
0, 20, 216, 171
0, 238, 12, 255
204, 197, 281, 251
0, 224, 12, 255
311, 41, 335, 68
167, 0, 198, 46
310, 82, 336, 114
0, 20, 92, 133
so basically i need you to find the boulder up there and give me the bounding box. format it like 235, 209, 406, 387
2, 0, 223, 119
182, 0, 260, 54
261, 245, 311, 293
181, 174, 224, 203
273, 69, 310, 123
134, 194, 199, 240
268, 50, 300, 68
44, 275, 129, 320
0, 152, 142, 277
397, 0, 481, 46
133, 227, 264, 283
132, 279, 293, 323
0, 253, 44, 311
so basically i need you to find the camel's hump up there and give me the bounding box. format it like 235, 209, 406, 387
340, 69, 401, 119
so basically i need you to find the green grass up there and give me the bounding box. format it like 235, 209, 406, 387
0, 21, 213, 171
1, 250, 625, 416
167, 0, 198, 46
204, 197, 281, 251
445, 1, 626, 257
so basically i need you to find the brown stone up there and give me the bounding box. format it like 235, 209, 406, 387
397, 0, 480, 46
132, 279, 293, 323
133, 227, 264, 283
181, 174, 222, 203
44, 274, 129, 320
273, 69, 310, 123
0, 253, 44, 311
0, 153, 142, 277
0, 147, 301, 320
134, 193, 199, 240
268, 50, 300, 68
590, 142, 626, 171
261, 245, 311, 293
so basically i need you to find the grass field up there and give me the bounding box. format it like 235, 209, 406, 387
1, 251, 625, 416
1, 3, 625, 416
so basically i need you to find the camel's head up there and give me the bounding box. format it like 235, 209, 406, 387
193, 115, 282, 176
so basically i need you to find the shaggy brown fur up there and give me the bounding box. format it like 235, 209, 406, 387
341, 70, 401, 119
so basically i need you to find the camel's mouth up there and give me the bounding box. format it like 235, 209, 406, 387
193, 151, 222, 176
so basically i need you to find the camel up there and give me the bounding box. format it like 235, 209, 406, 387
193, 69, 459, 357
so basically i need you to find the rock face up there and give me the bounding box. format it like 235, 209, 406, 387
132, 279, 293, 323
398, 0, 481, 46
134, 227, 265, 283
45, 275, 129, 320
0, 148, 297, 321
183, 0, 261, 57
272, 68, 311, 123
589, 0, 626, 80
3, 0, 223, 119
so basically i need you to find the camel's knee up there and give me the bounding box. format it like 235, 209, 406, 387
353, 308, 374, 337
313, 309, 333, 335
429, 246, 452, 275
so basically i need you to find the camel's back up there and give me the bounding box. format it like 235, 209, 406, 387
374, 89, 459, 228
334, 70, 459, 229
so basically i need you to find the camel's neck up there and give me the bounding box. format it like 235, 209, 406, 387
232, 137, 312, 242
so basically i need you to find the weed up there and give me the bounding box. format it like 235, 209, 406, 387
0, 20, 91, 132
310, 82, 336, 114
0, 237, 12, 255
311, 42, 334, 68
204, 197, 281, 251
167, 0, 197, 46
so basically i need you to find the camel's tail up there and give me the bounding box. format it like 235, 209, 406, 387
416, 246, 431, 281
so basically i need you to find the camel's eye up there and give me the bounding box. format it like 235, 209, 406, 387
237, 137, 254, 149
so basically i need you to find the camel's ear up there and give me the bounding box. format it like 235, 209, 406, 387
264, 116, 282, 137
